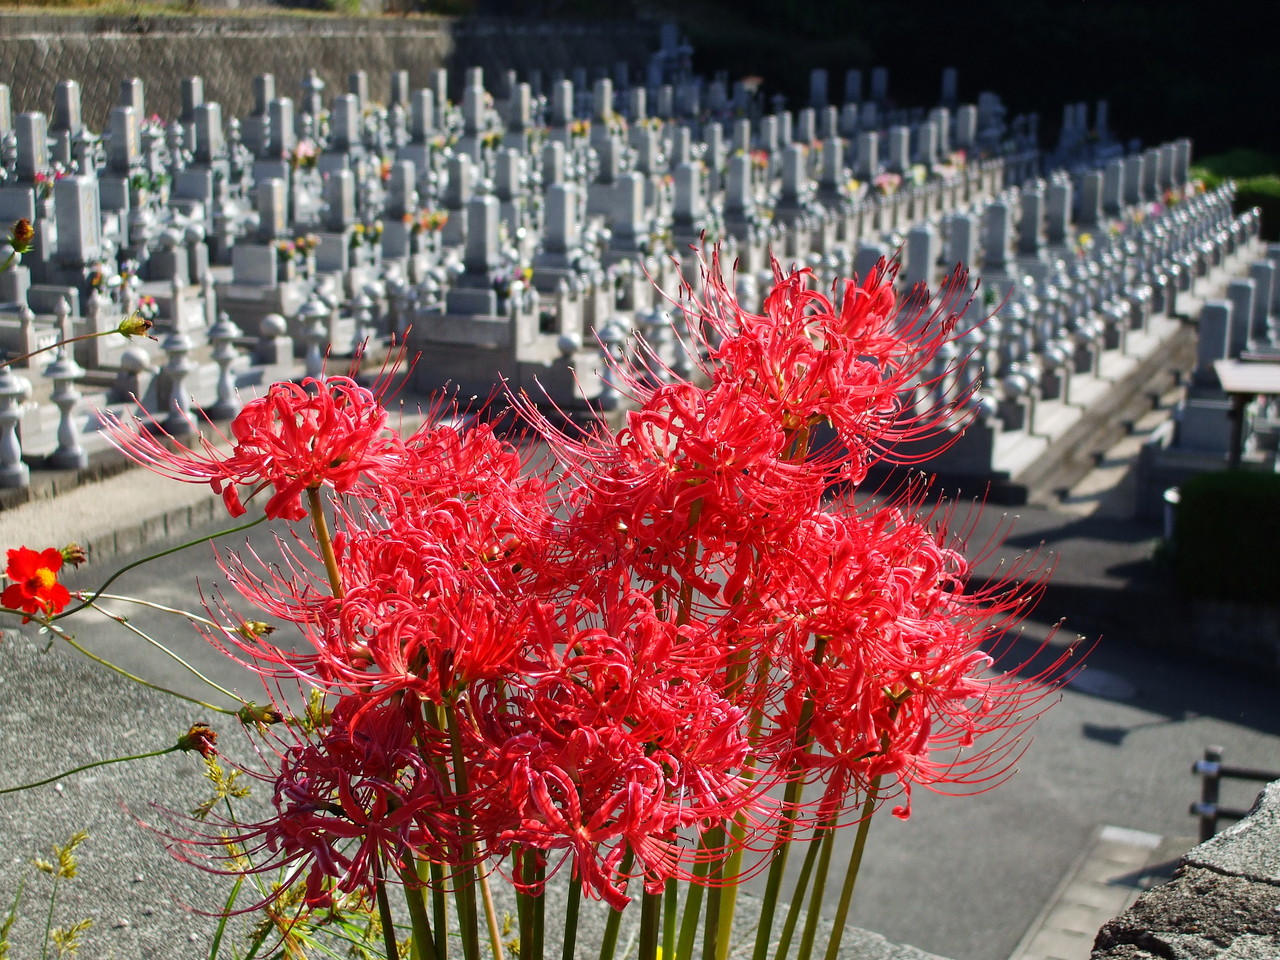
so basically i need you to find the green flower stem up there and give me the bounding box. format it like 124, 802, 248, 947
0, 745, 178, 795
52, 624, 236, 714
661, 879, 678, 960
39, 872, 60, 960
207, 874, 244, 960
596, 847, 634, 960
306, 485, 345, 599
796, 820, 839, 960
55, 513, 269, 622
752, 635, 828, 960
771, 825, 821, 960
430, 861, 449, 960
0, 329, 117, 371
86, 600, 241, 702
399, 863, 439, 960
443, 701, 482, 960
701, 822, 727, 960
638, 886, 662, 960
560, 875, 582, 960
479, 868, 506, 960
373, 856, 401, 960
822, 776, 884, 960
675, 845, 713, 960
517, 848, 533, 960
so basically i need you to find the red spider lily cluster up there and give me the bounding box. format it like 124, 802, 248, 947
109, 255, 1077, 954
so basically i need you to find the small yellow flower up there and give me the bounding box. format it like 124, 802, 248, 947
117, 312, 154, 339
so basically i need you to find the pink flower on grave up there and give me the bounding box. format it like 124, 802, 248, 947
105, 375, 405, 521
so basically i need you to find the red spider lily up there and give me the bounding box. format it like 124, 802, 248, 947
1, 546, 72, 622
159, 698, 460, 911
104, 376, 404, 521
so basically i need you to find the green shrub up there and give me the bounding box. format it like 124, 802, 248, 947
1173, 469, 1280, 604
1194, 148, 1280, 181
1234, 176, 1280, 241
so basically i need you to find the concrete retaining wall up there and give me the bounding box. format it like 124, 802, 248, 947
0, 14, 660, 131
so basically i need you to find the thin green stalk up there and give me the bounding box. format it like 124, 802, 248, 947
443, 702, 482, 960
0, 745, 178, 795
797, 822, 839, 960
638, 887, 662, 960
479, 869, 506, 960
430, 861, 449, 960
399, 864, 439, 960
561, 876, 582, 960
207, 875, 244, 960
54, 513, 269, 622
50, 625, 236, 713
772, 827, 822, 960
517, 849, 533, 960
701, 823, 727, 960
822, 777, 883, 960
86, 600, 241, 701
0, 329, 118, 370
306, 485, 345, 598
596, 848, 634, 960
374, 854, 401, 960
39, 873, 60, 960
661, 879, 677, 960
752, 635, 828, 960
675, 845, 713, 960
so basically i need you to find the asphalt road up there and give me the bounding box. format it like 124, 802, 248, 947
1, 497, 1278, 960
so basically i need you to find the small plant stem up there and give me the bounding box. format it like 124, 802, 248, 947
0, 745, 178, 795
661, 879, 678, 960
430, 861, 449, 960
771, 827, 821, 960
561, 876, 582, 960
51, 625, 236, 713
752, 636, 828, 960
675, 845, 712, 960
701, 822, 727, 960
207, 875, 244, 960
86, 600, 241, 701
796, 820, 838, 960
55, 513, 269, 621
0, 329, 117, 370
306, 485, 345, 598
399, 863, 439, 960
822, 776, 884, 960
638, 886, 662, 960
517, 848, 533, 960
596, 847, 634, 960
479, 869, 506, 960
443, 701, 482, 960
374, 856, 401, 960
39, 872, 60, 960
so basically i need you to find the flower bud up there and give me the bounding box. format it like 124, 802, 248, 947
59, 542, 88, 568
176, 722, 219, 758
235, 620, 276, 641
237, 702, 284, 726
117, 312, 154, 339
8, 218, 33, 254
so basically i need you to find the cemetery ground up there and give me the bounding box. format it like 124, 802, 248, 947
0, 430, 1278, 960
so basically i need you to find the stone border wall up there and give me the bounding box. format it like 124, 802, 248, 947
1092, 780, 1280, 958
0, 15, 660, 130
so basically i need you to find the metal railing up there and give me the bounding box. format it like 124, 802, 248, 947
1190, 745, 1279, 842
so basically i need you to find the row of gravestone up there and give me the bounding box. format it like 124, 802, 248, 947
0, 60, 1203, 496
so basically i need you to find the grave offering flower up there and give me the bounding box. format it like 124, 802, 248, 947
1, 546, 72, 622
135, 294, 159, 322
24, 251, 1079, 960
873, 171, 902, 195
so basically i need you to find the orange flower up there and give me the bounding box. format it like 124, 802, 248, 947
1, 547, 72, 622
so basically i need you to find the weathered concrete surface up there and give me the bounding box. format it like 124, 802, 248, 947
1092, 782, 1280, 960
